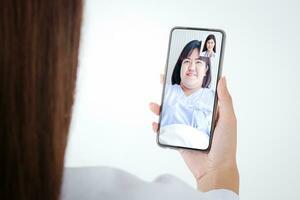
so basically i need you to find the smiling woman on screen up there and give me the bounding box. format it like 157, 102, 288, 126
160, 40, 214, 149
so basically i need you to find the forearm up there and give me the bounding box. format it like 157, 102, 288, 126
197, 165, 239, 195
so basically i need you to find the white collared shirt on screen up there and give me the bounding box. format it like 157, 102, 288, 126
160, 84, 215, 137
200, 51, 216, 58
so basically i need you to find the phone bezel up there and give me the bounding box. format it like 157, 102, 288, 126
157, 26, 226, 152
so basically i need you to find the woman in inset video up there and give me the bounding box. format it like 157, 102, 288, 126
201, 34, 216, 58
159, 40, 215, 149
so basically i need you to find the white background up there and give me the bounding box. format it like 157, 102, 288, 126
65, 0, 300, 199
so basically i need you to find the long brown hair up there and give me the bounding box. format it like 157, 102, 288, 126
0, 1, 83, 200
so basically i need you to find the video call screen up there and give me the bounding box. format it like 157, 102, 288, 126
158, 28, 224, 150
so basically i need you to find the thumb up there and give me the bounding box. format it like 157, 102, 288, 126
217, 77, 236, 120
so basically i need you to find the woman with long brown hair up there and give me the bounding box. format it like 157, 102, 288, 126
0, 1, 239, 200
0, 1, 82, 199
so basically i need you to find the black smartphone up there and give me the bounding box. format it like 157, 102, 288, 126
157, 27, 226, 151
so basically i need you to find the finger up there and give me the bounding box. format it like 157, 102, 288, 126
160, 74, 165, 85
217, 77, 236, 120
152, 122, 159, 133
149, 102, 160, 115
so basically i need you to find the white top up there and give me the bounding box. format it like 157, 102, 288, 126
161, 84, 215, 136
61, 167, 239, 200
200, 51, 216, 58
159, 84, 215, 149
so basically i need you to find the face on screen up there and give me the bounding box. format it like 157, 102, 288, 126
158, 28, 224, 151
180, 48, 208, 91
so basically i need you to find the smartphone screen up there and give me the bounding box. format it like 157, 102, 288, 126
158, 27, 225, 151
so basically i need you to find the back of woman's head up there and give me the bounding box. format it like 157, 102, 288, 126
0, 1, 82, 200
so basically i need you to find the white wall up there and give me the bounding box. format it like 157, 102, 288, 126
65, 0, 300, 199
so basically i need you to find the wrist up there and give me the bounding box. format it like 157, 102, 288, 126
196, 165, 239, 194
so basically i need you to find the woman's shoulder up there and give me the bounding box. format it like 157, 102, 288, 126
202, 87, 215, 97
61, 166, 191, 190
62, 166, 144, 191
200, 51, 207, 56
164, 84, 181, 97
196, 88, 215, 101
61, 167, 143, 200
191, 88, 215, 108
61, 167, 239, 200
165, 84, 180, 91
61, 166, 197, 200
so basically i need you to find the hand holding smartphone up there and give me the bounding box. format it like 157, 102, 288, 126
157, 27, 226, 151
151, 28, 238, 193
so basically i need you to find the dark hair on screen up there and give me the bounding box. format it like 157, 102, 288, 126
0, 1, 82, 200
202, 34, 216, 53
171, 40, 212, 88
